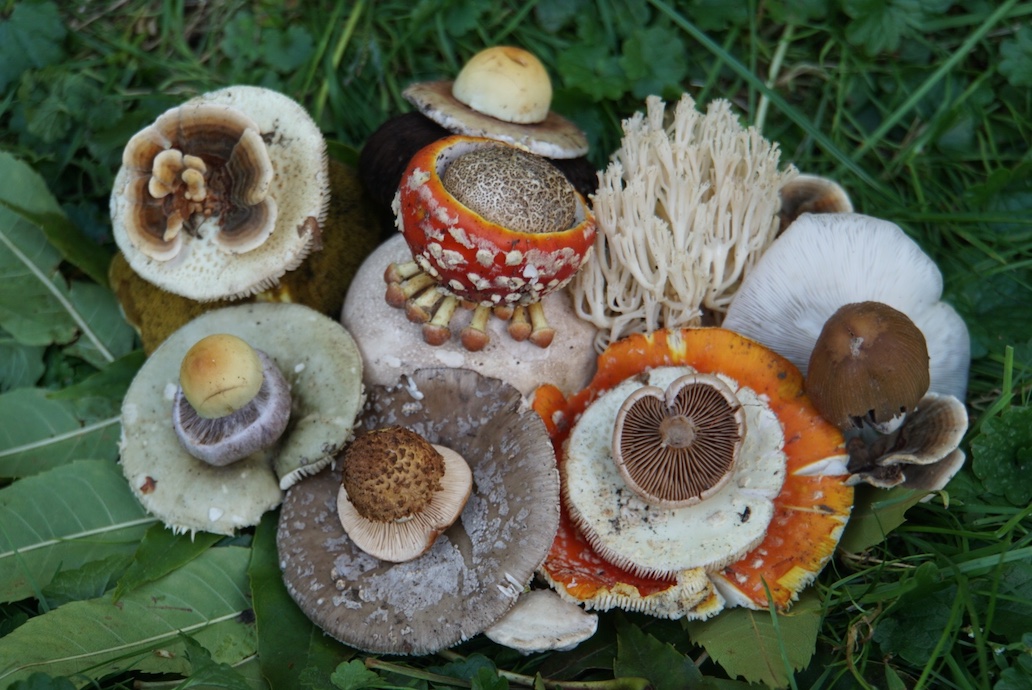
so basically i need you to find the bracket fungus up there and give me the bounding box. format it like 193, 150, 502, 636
570, 94, 796, 350
382, 135, 596, 351
119, 303, 364, 535
277, 368, 561, 655
341, 234, 599, 399
111, 85, 330, 302
532, 328, 852, 618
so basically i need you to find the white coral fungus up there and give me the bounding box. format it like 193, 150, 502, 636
571, 94, 796, 349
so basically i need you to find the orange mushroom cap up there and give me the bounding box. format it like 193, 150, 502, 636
532, 327, 853, 614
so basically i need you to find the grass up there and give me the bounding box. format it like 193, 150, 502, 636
1, 0, 1031, 688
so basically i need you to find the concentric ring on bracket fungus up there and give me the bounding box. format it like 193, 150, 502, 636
277, 367, 560, 655
532, 327, 854, 617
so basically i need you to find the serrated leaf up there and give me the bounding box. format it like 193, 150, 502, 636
971, 406, 1032, 507
1000, 26, 1032, 88
0, 387, 120, 478
842, 0, 950, 56
837, 484, 926, 553
330, 660, 385, 690
113, 523, 221, 602
619, 26, 689, 99
0, 459, 156, 604
262, 25, 315, 72
250, 512, 351, 690
41, 551, 133, 607
872, 584, 957, 666
0, 546, 255, 685
0, 151, 111, 291
0, 1, 66, 92
685, 591, 822, 687
557, 44, 627, 101
615, 618, 701, 690
177, 635, 255, 690
0, 336, 45, 391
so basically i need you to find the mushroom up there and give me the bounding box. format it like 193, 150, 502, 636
172, 333, 291, 466
484, 589, 599, 654
109, 159, 383, 354
341, 234, 599, 399
382, 135, 596, 350
277, 367, 560, 655
111, 85, 330, 302
337, 426, 473, 563
532, 328, 853, 617
570, 94, 796, 350
359, 45, 596, 208
119, 302, 364, 535
777, 173, 853, 233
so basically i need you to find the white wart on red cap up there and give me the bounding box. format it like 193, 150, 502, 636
111, 85, 329, 301
722, 212, 971, 400
119, 302, 363, 535
277, 367, 560, 655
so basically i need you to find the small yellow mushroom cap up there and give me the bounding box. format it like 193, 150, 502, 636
452, 46, 552, 124
179, 333, 264, 419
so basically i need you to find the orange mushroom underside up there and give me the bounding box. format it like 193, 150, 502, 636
532, 327, 853, 611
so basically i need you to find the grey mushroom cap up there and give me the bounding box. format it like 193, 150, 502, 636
119, 303, 364, 535
341, 234, 599, 398
484, 589, 598, 654
277, 367, 561, 655
722, 213, 971, 400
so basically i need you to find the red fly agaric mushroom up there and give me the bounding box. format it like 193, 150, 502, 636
384, 135, 595, 350
532, 328, 853, 617
119, 303, 364, 535
277, 367, 560, 655
111, 85, 329, 301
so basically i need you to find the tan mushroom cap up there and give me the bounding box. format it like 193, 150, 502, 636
777, 174, 853, 232
119, 303, 364, 535
111, 85, 329, 301
563, 365, 787, 579
179, 333, 264, 418
337, 427, 473, 562
277, 367, 560, 655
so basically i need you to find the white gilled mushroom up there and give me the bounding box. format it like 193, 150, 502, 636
484, 589, 599, 654
277, 367, 561, 655
337, 426, 473, 563
119, 303, 364, 535
111, 85, 329, 301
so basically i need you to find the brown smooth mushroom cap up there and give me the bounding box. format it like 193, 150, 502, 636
277, 367, 560, 655
111, 85, 329, 301
119, 303, 363, 535
340, 234, 599, 398
777, 174, 853, 233
484, 589, 598, 654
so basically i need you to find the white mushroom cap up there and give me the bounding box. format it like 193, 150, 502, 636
119, 303, 364, 535
341, 234, 599, 399
484, 590, 598, 654
111, 85, 329, 301
722, 213, 971, 400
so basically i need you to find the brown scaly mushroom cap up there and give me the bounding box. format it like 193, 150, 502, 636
172, 333, 291, 466
111, 85, 329, 301
277, 367, 561, 655
403, 46, 589, 160
337, 426, 473, 563
613, 373, 746, 508
806, 301, 931, 434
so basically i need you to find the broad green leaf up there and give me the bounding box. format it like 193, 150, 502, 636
41, 552, 134, 608
0, 336, 45, 391
0, 547, 255, 685
619, 26, 689, 100
330, 660, 387, 690
249, 512, 351, 690
614, 619, 701, 690
176, 635, 255, 690
971, 405, 1032, 507
685, 591, 822, 688
990, 561, 1032, 640
837, 485, 927, 553
0, 459, 155, 604
0, 387, 120, 478
114, 524, 221, 601
63, 281, 135, 369
5, 673, 76, 690
0, 2, 66, 92
1000, 26, 1032, 88
872, 584, 957, 666
557, 44, 627, 101
0, 152, 111, 292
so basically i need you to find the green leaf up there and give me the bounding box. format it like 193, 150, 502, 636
472, 667, 509, 690
0, 151, 111, 291
5, 673, 76, 690
685, 590, 823, 687
47, 349, 145, 420
250, 511, 352, 690
63, 281, 136, 369
971, 406, 1032, 507
557, 44, 627, 101
990, 561, 1032, 641
842, 0, 951, 56
0, 387, 120, 478
113, 524, 222, 602
619, 26, 689, 99
0, 1, 66, 92
873, 584, 957, 666
262, 25, 315, 73
41, 551, 133, 607
177, 635, 255, 690
0, 459, 155, 604
0, 546, 255, 685
1000, 26, 1032, 88
615, 618, 701, 690
0, 336, 45, 391
330, 660, 386, 690
837, 485, 927, 553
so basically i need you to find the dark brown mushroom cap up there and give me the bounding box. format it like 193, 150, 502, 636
613, 373, 745, 507
277, 367, 560, 655
777, 174, 853, 233
806, 301, 930, 433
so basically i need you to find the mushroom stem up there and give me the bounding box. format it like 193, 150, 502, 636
461, 305, 492, 351
528, 302, 555, 348
385, 271, 437, 308
384, 260, 422, 285
406, 286, 445, 323
508, 305, 532, 341
423, 296, 460, 345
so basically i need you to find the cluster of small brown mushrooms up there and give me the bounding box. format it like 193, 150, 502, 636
112, 46, 970, 655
